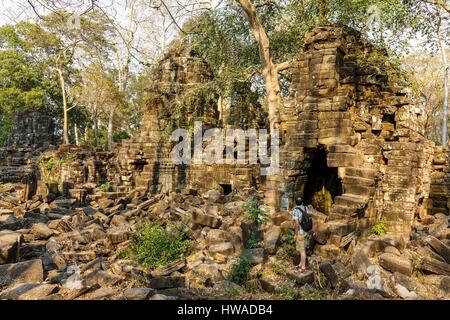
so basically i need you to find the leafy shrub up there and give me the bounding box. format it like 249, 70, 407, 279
372, 222, 387, 235
271, 263, 285, 275
98, 182, 112, 192
131, 222, 189, 270
242, 196, 269, 226
38, 152, 77, 184
227, 256, 252, 285
113, 130, 131, 143
246, 230, 260, 249
280, 284, 296, 300
42, 156, 56, 171
277, 229, 296, 261
245, 280, 261, 294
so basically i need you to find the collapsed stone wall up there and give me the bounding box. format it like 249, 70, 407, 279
430, 146, 450, 215
34, 145, 113, 204
279, 26, 436, 244
0, 111, 58, 198
1, 27, 447, 245
0, 112, 113, 201
112, 44, 261, 195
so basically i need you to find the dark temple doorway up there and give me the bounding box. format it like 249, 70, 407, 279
220, 183, 233, 195
303, 147, 343, 214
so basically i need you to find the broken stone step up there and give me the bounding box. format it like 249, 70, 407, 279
326, 144, 357, 153
327, 153, 364, 167
340, 167, 377, 179
327, 213, 355, 222
378, 253, 413, 276
123, 288, 155, 300
425, 236, 450, 264
286, 270, 315, 285
0, 283, 58, 300
0, 230, 22, 264
151, 259, 186, 277
343, 184, 375, 197
0, 259, 44, 287
343, 176, 374, 187
334, 194, 367, 207
327, 220, 356, 236
148, 276, 185, 290
330, 205, 358, 215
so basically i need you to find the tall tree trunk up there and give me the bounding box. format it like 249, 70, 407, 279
439, 38, 449, 146
74, 123, 79, 146
235, 0, 293, 211
235, 0, 283, 133
84, 127, 88, 145
57, 67, 69, 144
107, 109, 114, 151
92, 103, 99, 147
94, 120, 99, 148
319, 0, 327, 22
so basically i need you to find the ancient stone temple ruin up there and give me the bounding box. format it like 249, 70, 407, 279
277, 26, 436, 242
1, 25, 450, 301
110, 26, 448, 243
0, 111, 57, 197
112, 45, 261, 195
1, 26, 449, 244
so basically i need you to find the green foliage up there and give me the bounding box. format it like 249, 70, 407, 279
131, 222, 189, 270
271, 263, 285, 276
244, 280, 261, 294
38, 151, 76, 184
98, 183, 112, 192
300, 288, 331, 300
242, 196, 269, 226
113, 131, 131, 143
372, 222, 387, 235
277, 229, 296, 261
0, 22, 63, 121
227, 256, 252, 286
116, 249, 128, 260
246, 230, 261, 249
0, 112, 12, 147
279, 284, 296, 300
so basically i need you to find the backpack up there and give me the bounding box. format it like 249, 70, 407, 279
305, 231, 315, 256
295, 205, 313, 232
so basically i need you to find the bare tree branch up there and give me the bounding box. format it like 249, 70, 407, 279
275, 60, 293, 72
421, 0, 450, 14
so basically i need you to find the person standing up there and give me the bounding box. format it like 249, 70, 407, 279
292, 196, 309, 272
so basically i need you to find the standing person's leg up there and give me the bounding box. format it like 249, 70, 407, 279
300, 248, 306, 271
297, 234, 307, 272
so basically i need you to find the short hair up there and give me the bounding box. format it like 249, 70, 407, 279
295, 196, 303, 205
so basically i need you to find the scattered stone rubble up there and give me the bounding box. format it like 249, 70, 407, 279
0, 182, 449, 300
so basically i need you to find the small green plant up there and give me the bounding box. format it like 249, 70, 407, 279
277, 230, 295, 261
98, 182, 112, 192
224, 286, 241, 299
227, 256, 252, 285
286, 229, 296, 246
117, 250, 129, 259
242, 196, 269, 226
244, 281, 261, 294
38, 151, 77, 184
372, 222, 387, 235
246, 230, 260, 249
131, 222, 189, 270
271, 263, 285, 275
280, 284, 296, 300
301, 288, 331, 300
42, 157, 55, 171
